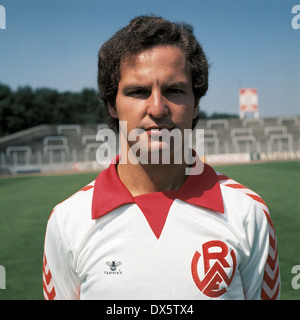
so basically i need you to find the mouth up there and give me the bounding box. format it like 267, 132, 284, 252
144, 125, 173, 133
145, 126, 173, 137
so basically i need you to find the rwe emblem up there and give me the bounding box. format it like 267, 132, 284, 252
191, 240, 237, 298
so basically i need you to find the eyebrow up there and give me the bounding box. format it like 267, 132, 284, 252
122, 81, 190, 93
122, 85, 148, 95
165, 81, 190, 88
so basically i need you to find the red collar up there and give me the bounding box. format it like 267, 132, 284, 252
92, 156, 224, 220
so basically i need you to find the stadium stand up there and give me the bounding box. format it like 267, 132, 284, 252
0, 116, 299, 174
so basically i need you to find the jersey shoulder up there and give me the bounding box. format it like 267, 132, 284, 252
216, 171, 270, 215
51, 180, 95, 217
47, 180, 96, 247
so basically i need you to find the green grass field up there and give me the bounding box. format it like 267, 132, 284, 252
0, 161, 299, 300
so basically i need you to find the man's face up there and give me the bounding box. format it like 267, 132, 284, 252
109, 45, 198, 161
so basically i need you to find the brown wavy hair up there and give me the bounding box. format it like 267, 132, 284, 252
97, 15, 209, 132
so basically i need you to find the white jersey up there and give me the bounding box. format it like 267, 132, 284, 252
43, 156, 280, 300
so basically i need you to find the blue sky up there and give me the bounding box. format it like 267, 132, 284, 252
0, 0, 299, 118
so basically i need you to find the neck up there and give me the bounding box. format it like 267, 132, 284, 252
117, 160, 188, 197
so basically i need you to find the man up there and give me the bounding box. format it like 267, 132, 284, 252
43, 15, 280, 300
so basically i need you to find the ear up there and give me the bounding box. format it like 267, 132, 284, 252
193, 99, 200, 119
108, 102, 118, 119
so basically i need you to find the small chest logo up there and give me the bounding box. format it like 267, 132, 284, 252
191, 240, 237, 298
105, 260, 122, 275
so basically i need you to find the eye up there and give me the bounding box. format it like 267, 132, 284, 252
127, 88, 150, 98
165, 88, 184, 95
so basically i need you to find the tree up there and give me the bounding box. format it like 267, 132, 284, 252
0, 83, 13, 135
0, 83, 106, 136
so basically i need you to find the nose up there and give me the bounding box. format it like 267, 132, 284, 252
147, 89, 168, 118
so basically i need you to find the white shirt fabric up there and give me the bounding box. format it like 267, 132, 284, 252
43, 156, 280, 300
